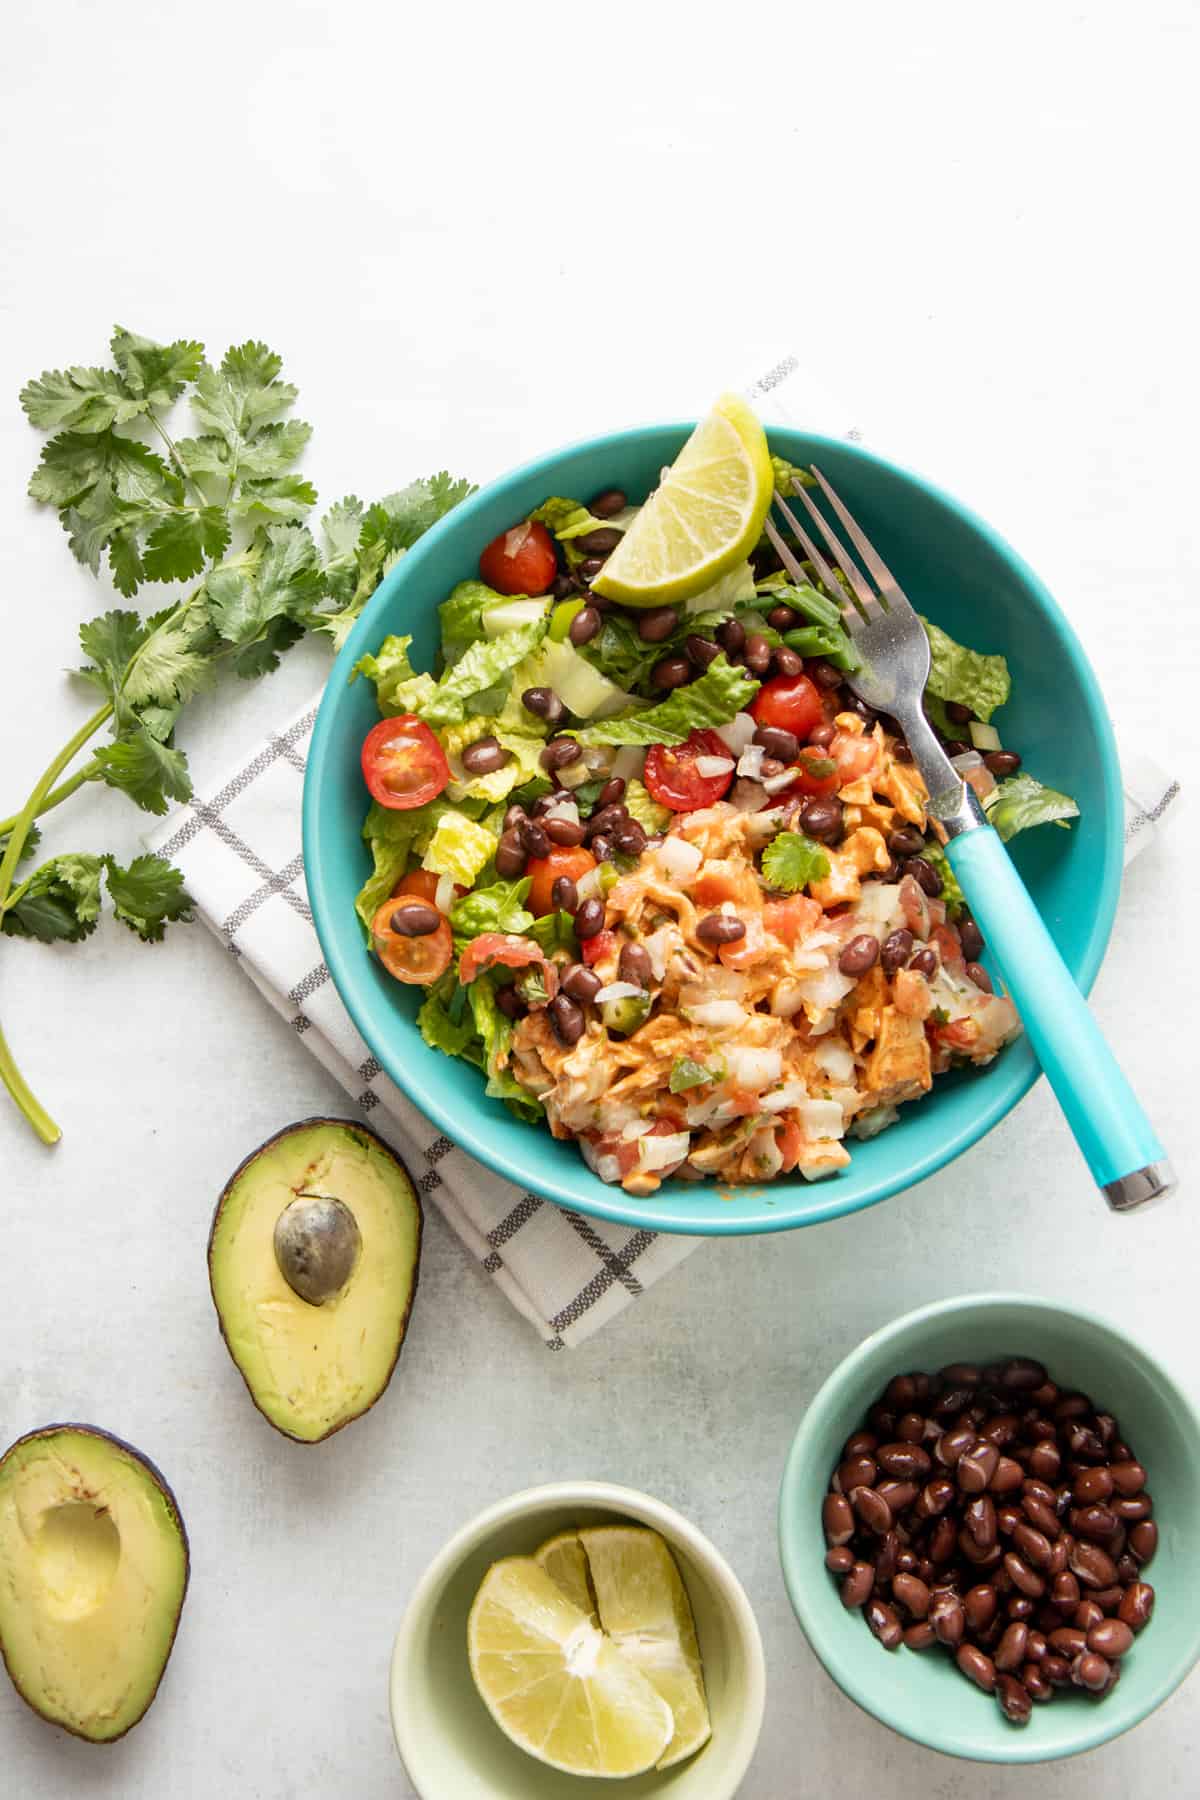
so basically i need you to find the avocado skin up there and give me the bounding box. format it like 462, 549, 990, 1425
0, 1423, 189, 1744
207, 1116, 423, 1445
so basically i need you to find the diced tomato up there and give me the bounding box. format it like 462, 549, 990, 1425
764, 894, 823, 945
458, 933, 554, 991
830, 730, 879, 785
370, 902, 453, 986
750, 672, 824, 739
478, 520, 558, 596
613, 1118, 689, 1178
580, 927, 617, 966
776, 1117, 804, 1173
899, 873, 931, 940
932, 921, 965, 974
937, 1016, 980, 1051
965, 763, 997, 800
361, 715, 450, 810
780, 750, 841, 799
390, 869, 464, 905
644, 729, 735, 812
525, 845, 597, 917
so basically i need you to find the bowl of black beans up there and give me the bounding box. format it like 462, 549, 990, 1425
778, 1292, 1200, 1762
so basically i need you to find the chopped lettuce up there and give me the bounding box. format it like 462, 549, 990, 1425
354, 797, 457, 933
760, 830, 830, 892
417, 974, 479, 1058
528, 910, 579, 956
578, 611, 660, 691
529, 497, 609, 541
439, 580, 505, 666
418, 618, 547, 728
984, 773, 1079, 842
574, 654, 759, 747
449, 877, 533, 949
624, 777, 670, 834
421, 810, 497, 885
469, 976, 544, 1118
437, 718, 546, 804
680, 560, 757, 616
351, 634, 438, 716
922, 619, 1010, 725
922, 841, 966, 918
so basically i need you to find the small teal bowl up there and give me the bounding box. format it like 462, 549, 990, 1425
302, 426, 1123, 1236
779, 1293, 1200, 1762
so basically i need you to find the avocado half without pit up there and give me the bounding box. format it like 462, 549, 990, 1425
208, 1118, 422, 1444
0, 1425, 188, 1742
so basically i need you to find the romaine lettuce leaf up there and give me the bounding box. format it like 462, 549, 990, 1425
439, 580, 505, 667
449, 878, 533, 949
984, 773, 1079, 842
421, 809, 498, 884
468, 976, 544, 1119
922, 619, 1010, 724
922, 841, 966, 918
528, 910, 579, 956
354, 797, 457, 932
417, 973, 480, 1059
624, 777, 670, 834
437, 719, 546, 804
351, 633, 437, 716
574, 654, 759, 747
418, 618, 547, 728
529, 497, 609, 541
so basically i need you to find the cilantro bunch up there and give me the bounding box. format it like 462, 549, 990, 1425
1, 326, 473, 1144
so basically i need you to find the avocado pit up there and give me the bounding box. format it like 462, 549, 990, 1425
273, 1192, 362, 1305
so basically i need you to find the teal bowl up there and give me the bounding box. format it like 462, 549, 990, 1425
302, 426, 1123, 1235
778, 1293, 1200, 1761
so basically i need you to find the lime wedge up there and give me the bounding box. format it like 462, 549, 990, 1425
467, 1556, 674, 1778
591, 394, 773, 607
579, 1526, 712, 1769
534, 1530, 599, 1625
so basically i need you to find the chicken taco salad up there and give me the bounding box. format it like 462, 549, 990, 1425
350, 399, 1079, 1197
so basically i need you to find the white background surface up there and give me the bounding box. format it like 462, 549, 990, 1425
2, 2, 1198, 1794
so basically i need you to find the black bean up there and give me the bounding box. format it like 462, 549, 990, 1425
503, 803, 527, 832
839, 934, 880, 975
716, 618, 745, 655
959, 917, 984, 961
810, 659, 843, 689
519, 819, 550, 860
389, 902, 440, 937
849, 696, 877, 726
522, 685, 566, 727
744, 632, 771, 674
551, 876, 579, 914
597, 777, 626, 807
685, 633, 721, 669
561, 963, 602, 1004
652, 656, 692, 691
612, 821, 647, 856
569, 605, 601, 646
754, 725, 799, 763
637, 606, 678, 642
551, 572, 578, 600
945, 700, 974, 725
574, 898, 605, 939
586, 804, 629, 841
986, 750, 1022, 777
881, 928, 915, 974
966, 961, 993, 993
696, 913, 746, 946
494, 984, 526, 1020
530, 792, 561, 817
887, 825, 925, 859
907, 945, 937, 978
588, 488, 627, 518
577, 556, 605, 581
495, 830, 526, 878
903, 856, 943, 898
773, 646, 804, 677
943, 738, 971, 758
541, 736, 582, 772
574, 526, 624, 555
767, 604, 798, 629
549, 994, 585, 1045
460, 734, 511, 775
590, 834, 613, 863
618, 942, 652, 988
545, 816, 585, 847
797, 797, 844, 844
808, 722, 836, 749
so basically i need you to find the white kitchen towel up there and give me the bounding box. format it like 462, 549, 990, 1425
149, 356, 1178, 1347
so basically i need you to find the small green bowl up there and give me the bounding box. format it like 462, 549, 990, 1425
778, 1293, 1200, 1762
389, 1481, 765, 1798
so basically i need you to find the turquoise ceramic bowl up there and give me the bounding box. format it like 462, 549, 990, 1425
778, 1293, 1200, 1762
302, 426, 1123, 1235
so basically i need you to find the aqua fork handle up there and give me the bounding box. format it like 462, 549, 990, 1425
946, 825, 1173, 1210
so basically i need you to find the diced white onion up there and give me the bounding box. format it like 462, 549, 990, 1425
542, 794, 580, 824
761, 1081, 807, 1112
853, 883, 902, 927
583, 745, 613, 772
795, 965, 858, 1009
575, 867, 603, 904
969, 721, 1001, 752
595, 981, 643, 1004
737, 743, 766, 780
798, 1097, 846, 1141
749, 1125, 784, 1179
620, 1119, 653, 1141
724, 1045, 782, 1090
654, 836, 702, 883
715, 711, 758, 754
762, 768, 800, 795
852, 1104, 900, 1141
611, 745, 647, 783
434, 874, 456, 915
813, 1039, 856, 1082
557, 758, 593, 789
681, 966, 747, 1001
695, 755, 735, 779
951, 750, 983, 772
639, 1130, 691, 1171
642, 926, 673, 983
579, 1139, 622, 1184
681, 999, 747, 1031
685, 1095, 724, 1128
503, 522, 532, 555
768, 980, 808, 1018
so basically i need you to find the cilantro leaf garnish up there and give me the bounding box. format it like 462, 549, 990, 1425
760, 831, 831, 892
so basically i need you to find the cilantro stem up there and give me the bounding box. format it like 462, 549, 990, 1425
0, 705, 113, 917
0, 1019, 59, 1145
146, 408, 207, 506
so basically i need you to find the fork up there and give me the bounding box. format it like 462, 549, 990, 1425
763, 469, 1173, 1212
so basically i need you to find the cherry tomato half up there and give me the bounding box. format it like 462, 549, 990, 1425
643, 729, 734, 812
370, 901, 453, 985
362, 716, 450, 810
390, 869, 464, 904
459, 932, 552, 988
525, 845, 597, 917
749, 672, 824, 740
782, 749, 841, 799
479, 520, 558, 596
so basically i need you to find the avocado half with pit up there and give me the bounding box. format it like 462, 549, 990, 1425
208, 1118, 422, 1444
0, 1425, 188, 1742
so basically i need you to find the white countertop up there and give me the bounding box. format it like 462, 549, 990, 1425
2, 3, 1198, 1794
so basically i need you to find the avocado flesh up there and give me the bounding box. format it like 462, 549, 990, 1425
209, 1118, 421, 1443
0, 1426, 188, 1742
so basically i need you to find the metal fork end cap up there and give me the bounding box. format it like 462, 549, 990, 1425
1103, 1160, 1177, 1213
